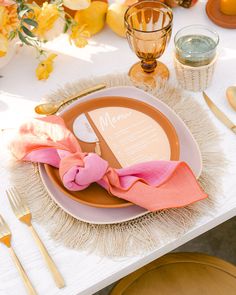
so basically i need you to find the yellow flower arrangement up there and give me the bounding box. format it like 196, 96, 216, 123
0, 33, 8, 56
0, 0, 128, 80
0, 0, 93, 80
0, 4, 18, 37
29, 2, 61, 40
0, 4, 18, 58
69, 24, 90, 48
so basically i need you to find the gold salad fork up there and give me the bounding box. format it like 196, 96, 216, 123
6, 187, 65, 289
0, 215, 37, 295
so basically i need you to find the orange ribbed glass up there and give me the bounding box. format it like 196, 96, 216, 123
125, 1, 173, 87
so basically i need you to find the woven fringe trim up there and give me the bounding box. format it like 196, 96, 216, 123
9, 73, 226, 256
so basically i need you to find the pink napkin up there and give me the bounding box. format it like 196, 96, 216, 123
10, 116, 207, 211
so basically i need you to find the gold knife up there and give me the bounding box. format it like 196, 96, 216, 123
203, 92, 236, 134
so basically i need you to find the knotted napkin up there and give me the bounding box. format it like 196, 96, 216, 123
10, 116, 207, 211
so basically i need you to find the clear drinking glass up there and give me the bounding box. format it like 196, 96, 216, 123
174, 25, 219, 67
124, 0, 173, 87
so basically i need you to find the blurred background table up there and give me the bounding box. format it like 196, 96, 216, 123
0, 1, 236, 294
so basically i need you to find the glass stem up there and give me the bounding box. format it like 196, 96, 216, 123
141, 60, 157, 73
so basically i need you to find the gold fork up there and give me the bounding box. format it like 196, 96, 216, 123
6, 187, 65, 289
0, 214, 37, 295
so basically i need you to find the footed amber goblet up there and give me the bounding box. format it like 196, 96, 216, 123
125, 1, 173, 87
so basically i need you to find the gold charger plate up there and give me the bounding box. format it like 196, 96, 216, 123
44, 96, 180, 208
110, 253, 236, 295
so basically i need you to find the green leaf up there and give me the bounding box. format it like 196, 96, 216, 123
22, 26, 36, 38
17, 3, 26, 13
18, 7, 33, 18
18, 9, 29, 18
18, 31, 32, 46
23, 18, 38, 28
63, 23, 69, 33
8, 31, 17, 41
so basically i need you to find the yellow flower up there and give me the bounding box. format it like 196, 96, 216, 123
69, 24, 90, 48
0, 5, 18, 37
36, 54, 57, 80
31, 3, 60, 40
0, 33, 8, 57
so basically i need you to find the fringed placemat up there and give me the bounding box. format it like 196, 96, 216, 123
10, 73, 226, 256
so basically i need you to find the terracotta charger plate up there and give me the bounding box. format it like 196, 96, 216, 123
206, 0, 236, 29
44, 96, 180, 208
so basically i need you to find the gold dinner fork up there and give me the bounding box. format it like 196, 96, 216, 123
6, 187, 65, 289
0, 214, 37, 295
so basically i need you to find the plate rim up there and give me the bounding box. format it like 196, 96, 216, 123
206, 0, 236, 29
39, 164, 148, 225
44, 95, 180, 208
39, 85, 203, 224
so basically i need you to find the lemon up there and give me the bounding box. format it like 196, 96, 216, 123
64, 0, 91, 11
106, 3, 128, 38
74, 1, 108, 35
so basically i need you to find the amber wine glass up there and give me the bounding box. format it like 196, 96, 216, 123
125, 0, 173, 87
